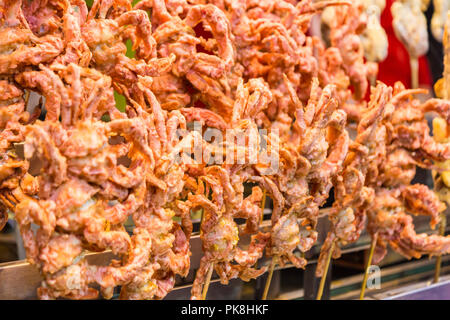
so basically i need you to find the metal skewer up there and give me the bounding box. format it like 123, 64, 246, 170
316, 240, 335, 300
360, 232, 378, 300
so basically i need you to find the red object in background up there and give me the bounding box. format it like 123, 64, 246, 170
190, 3, 432, 95
377, 0, 432, 89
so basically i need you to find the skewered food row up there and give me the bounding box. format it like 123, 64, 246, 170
317, 82, 450, 276
1, 0, 450, 300
432, 0, 450, 42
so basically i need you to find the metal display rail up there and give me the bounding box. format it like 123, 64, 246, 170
0, 208, 448, 300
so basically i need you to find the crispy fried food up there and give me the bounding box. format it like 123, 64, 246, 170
189, 166, 268, 300
358, 0, 388, 63
368, 187, 449, 264
391, 0, 429, 58
322, 1, 377, 102
362, 81, 450, 264
316, 82, 392, 277
6, 0, 448, 301
431, 0, 450, 42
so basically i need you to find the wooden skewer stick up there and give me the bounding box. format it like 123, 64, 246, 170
360, 232, 378, 300
260, 189, 267, 224
0, 193, 17, 231
0, 194, 15, 210
198, 206, 214, 300
255, 190, 267, 270
262, 256, 277, 300
24, 89, 30, 107
202, 262, 214, 300
434, 213, 447, 283
5, 192, 18, 204
369, 75, 377, 87
316, 240, 335, 300
410, 57, 419, 89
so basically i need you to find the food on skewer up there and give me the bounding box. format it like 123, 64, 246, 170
431, 0, 450, 42
0, 0, 382, 296
431, 12, 450, 282
359, 83, 450, 264
265, 77, 349, 270
433, 118, 450, 203
318, 78, 450, 274
391, 0, 429, 88
189, 166, 269, 300
183, 0, 355, 276
131, 1, 236, 118
358, 0, 389, 64
3, 0, 450, 301
316, 82, 391, 277
189, 78, 274, 299
82, 0, 174, 98
392, 0, 429, 59
322, 1, 378, 121
0, 79, 30, 203
324, 0, 388, 65
0, 1, 46, 230
15, 118, 148, 299
118, 81, 197, 300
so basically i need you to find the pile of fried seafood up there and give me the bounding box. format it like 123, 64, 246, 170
1, 0, 450, 300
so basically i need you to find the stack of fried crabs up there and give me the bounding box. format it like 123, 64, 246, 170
1, 0, 450, 300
